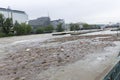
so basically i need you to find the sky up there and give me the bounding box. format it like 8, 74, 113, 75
0, 0, 120, 24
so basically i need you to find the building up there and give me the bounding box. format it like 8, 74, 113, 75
105, 23, 119, 28
29, 17, 65, 30
51, 19, 65, 29
0, 7, 28, 24
29, 17, 51, 28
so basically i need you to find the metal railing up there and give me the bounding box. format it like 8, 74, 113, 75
103, 61, 120, 80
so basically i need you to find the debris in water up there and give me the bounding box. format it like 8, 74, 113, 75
26, 49, 30, 51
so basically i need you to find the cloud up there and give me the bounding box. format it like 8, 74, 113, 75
0, 0, 120, 24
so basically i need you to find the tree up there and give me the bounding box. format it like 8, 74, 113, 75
70, 23, 80, 31
0, 14, 13, 34
25, 24, 32, 34
2, 18, 13, 34
36, 27, 44, 34
83, 23, 90, 29
83, 24, 101, 29
70, 23, 74, 31
13, 21, 20, 33
75, 24, 80, 30
0, 14, 4, 28
44, 25, 54, 33
14, 22, 32, 35
56, 23, 64, 32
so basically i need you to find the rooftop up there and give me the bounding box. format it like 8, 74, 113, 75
0, 7, 26, 14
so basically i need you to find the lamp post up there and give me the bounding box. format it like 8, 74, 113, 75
7, 6, 14, 33
10, 9, 14, 27
7, 6, 10, 18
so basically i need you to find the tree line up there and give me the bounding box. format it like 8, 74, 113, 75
0, 13, 101, 37
0, 14, 32, 37
35, 23, 64, 34
0, 13, 65, 37
69, 23, 100, 31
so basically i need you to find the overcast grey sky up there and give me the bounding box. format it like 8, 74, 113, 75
0, 0, 120, 24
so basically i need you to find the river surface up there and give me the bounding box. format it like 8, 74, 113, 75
0, 30, 120, 80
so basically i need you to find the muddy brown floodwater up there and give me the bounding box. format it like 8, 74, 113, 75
0, 31, 120, 80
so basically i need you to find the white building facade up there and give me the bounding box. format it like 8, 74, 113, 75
0, 7, 28, 24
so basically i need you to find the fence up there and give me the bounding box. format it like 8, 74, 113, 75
103, 61, 120, 80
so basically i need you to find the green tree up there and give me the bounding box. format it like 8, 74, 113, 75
0, 14, 4, 28
83, 24, 100, 29
13, 21, 20, 32
70, 23, 80, 31
83, 23, 90, 29
44, 25, 54, 33
70, 23, 74, 31
25, 24, 32, 34
36, 27, 44, 34
14, 22, 32, 35
2, 18, 13, 34
75, 24, 80, 30
0, 14, 13, 34
56, 23, 64, 32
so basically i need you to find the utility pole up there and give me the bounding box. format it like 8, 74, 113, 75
119, 23, 120, 36
7, 6, 10, 18
117, 23, 120, 37
10, 8, 13, 22
7, 6, 14, 32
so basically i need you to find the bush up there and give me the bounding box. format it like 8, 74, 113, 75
36, 27, 44, 34
14, 22, 32, 35
0, 14, 13, 34
7, 32, 15, 36
70, 23, 80, 31
44, 25, 54, 33
26, 25, 32, 34
83, 23, 90, 29
56, 23, 64, 32
82, 24, 100, 30
36, 25, 54, 34
0, 32, 15, 37
0, 33, 6, 37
